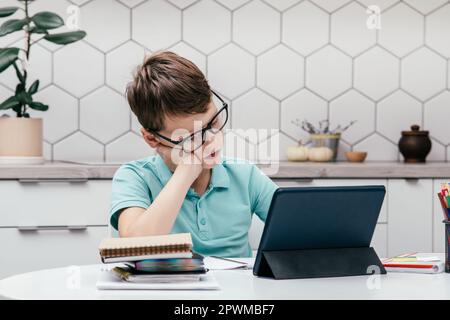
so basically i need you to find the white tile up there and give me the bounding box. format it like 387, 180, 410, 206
424, 91, 450, 145
0, 41, 52, 91
331, 2, 376, 56
53, 131, 104, 162
353, 133, 398, 161
131, 112, 142, 134
132, 0, 181, 51
215, 0, 251, 10
377, 91, 422, 143
53, 41, 105, 98
43, 141, 52, 161
167, 0, 198, 9
282, 1, 329, 56
168, 42, 206, 74
262, 0, 301, 11
106, 41, 146, 93
280, 89, 327, 143
306, 45, 352, 100
404, 0, 447, 15
354, 46, 399, 100
233, 1, 280, 55
258, 131, 293, 162
329, 90, 375, 144
357, 0, 399, 11
232, 89, 279, 143
257, 45, 304, 100
70, 0, 91, 5
378, 3, 424, 57
183, 0, 231, 54
80, 87, 130, 143
207, 43, 254, 99
80, 0, 130, 52
106, 132, 155, 162
401, 48, 447, 101
117, 0, 147, 8
223, 130, 258, 162
310, 0, 352, 12
30, 86, 78, 143
426, 4, 450, 58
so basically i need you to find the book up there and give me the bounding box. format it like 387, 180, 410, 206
111, 266, 204, 283
98, 233, 193, 263
382, 253, 445, 274
126, 252, 206, 273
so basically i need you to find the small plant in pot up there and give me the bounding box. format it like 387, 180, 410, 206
0, 0, 86, 164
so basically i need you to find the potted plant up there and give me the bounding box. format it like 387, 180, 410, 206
0, 0, 86, 164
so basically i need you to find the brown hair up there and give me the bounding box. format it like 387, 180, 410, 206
126, 51, 211, 132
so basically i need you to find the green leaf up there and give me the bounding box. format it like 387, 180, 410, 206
0, 47, 19, 73
0, 7, 19, 18
29, 26, 48, 34
0, 96, 19, 110
17, 90, 32, 105
29, 101, 48, 111
31, 11, 64, 30
0, 18, 27, 37
13, 62, 24, 83
43, 30, 86, 45
28, 79, 39, 95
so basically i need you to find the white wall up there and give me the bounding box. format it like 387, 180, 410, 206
1, 0, 449, 163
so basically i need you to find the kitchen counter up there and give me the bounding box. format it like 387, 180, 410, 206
1, 160, 450, 180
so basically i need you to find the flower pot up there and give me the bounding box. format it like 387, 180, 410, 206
0, 117, 44, 164
310, 133, 340, 162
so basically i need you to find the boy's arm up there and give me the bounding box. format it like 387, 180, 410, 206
118, 146, 202, 237
249, 165, 279, 222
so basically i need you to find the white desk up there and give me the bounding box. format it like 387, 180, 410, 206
1, 258, 450, 300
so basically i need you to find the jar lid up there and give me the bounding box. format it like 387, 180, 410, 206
401, 125, 429, 136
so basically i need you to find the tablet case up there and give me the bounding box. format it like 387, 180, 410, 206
257, 247, 386, 279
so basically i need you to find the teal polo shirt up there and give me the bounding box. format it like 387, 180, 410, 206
109, 155, 278, 258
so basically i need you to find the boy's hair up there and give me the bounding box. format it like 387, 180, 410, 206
126, 51, 211, 132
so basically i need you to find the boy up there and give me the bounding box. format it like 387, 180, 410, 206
110, 51, 278, 258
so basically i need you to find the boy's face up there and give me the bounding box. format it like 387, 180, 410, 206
146, 99, 225, 170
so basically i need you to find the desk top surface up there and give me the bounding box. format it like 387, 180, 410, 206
1, 259, 450, 300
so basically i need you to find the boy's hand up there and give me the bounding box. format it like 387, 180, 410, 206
156, 144, 203, 181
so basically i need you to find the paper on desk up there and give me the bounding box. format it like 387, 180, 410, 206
204, 256, 249, 270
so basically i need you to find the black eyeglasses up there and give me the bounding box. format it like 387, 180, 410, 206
147, 90, 228, 153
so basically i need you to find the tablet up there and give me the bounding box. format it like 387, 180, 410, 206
253, 185, 386, 277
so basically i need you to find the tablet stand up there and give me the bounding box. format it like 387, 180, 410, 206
258, 247, 386, 279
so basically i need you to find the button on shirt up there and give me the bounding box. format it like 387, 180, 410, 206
109, 155, 278, 257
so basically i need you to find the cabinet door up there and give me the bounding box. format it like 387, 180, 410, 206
432, 179, 448, 253
371, 224, 387, 259
0, 226, 109, 279
0, 180, 111, 227
388, 179, 433, 257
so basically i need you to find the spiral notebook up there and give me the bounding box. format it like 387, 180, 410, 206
99, 233, 193, 263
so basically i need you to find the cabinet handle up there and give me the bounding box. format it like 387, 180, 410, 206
18, 178, 88, 183
276, 178, 314, 184
18, 225, 88, 231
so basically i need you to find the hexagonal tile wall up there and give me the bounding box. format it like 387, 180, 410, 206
331, 1, 376, 56
378, 2, 424, 57
306, 45, 352, 100
282, 1, 329, 56
257, 45, 304, 100
0, 0, 449, 163
81, 0, 131, 52
207, 43, 255, 99
233, 1, 280, 55
132, 0, 181, 51
354, 46, 399, 101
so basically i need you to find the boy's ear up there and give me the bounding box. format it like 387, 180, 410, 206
141, 128, 159, 148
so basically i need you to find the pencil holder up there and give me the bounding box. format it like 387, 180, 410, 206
444, 220, 450, 273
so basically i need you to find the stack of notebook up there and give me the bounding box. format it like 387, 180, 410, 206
98, 233, 210, 285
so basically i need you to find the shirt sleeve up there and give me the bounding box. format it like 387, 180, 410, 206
109, 164, 152, 231
249, 165, 278, 222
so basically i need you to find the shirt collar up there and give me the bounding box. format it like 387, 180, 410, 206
152, 155, 229, 190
